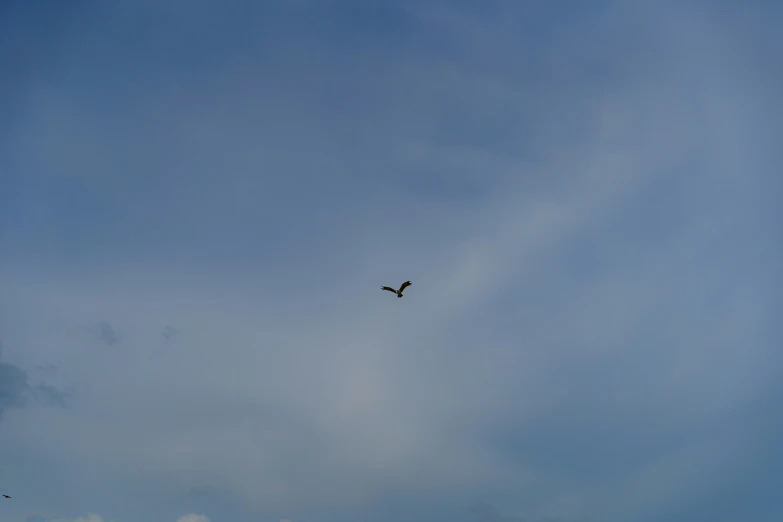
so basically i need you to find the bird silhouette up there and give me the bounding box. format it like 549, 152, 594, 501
381, 280, 412, 298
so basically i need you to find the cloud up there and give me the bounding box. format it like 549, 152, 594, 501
96, 321, 121, 346
0, 362, 29, 418
34, 513, 210, 522
46, 516, 106, 522
177, 515, 210, 522
38, 514, 207, 522
0, 361, 67, 420
32, 382, 69, 408
161, 325, 179, 343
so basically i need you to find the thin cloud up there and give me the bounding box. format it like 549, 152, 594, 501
46, 516, 107, 522
0, 361, 67, 420
177, 515, 210, 522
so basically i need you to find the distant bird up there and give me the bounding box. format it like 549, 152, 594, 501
2, 495, 10, 499
381, 280, 412, 298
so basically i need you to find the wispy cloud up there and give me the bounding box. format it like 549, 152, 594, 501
0, 361, 67, 420
45, 516, 107, 522
176, 515, 210, 522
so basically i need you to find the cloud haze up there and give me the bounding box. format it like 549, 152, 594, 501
1, 1, 780, 521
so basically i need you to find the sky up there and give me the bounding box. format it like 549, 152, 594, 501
0, 1, 781, 521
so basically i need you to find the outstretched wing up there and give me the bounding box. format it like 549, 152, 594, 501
398, 280, 412, 293
381, 286, 398, 293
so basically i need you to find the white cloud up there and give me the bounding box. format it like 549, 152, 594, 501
177, 515, 210, 522
44, 514, 209, 522
48, 516, 106, 522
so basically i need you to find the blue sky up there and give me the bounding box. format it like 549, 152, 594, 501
1, 1, 780, 521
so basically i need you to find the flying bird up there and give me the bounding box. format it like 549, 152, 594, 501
381, 280, 412, 298
2, 495, 10, 499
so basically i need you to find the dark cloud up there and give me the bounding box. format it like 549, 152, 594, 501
0, 362, 29, 420
33, 382, 69, 408
98, 321, 120, 346
162, 325, 179, 343
0, 361, 68, 420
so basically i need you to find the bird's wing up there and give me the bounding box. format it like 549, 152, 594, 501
399, 281, 412, 292
381, 286, 398, 293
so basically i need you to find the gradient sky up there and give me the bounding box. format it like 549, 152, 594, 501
1, 1, 781, 521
